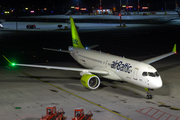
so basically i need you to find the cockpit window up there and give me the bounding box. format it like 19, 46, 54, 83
155, 72, 159, 77
148, 72, 156, 77
142, 72, 147, 76
142, 71, 160, 77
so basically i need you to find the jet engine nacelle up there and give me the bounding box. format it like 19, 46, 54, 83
80, 74, 100, 89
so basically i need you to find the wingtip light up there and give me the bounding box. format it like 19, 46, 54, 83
12, 63, 16, 66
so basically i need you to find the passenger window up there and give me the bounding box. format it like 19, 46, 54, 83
142, 72, 147, 76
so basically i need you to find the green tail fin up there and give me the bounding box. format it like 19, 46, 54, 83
70, 17, 84, 48
172, 44, 176, 53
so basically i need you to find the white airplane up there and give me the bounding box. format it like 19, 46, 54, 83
4, 17, 177, 99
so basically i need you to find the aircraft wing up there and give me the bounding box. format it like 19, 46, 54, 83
14, 63, 109, 75
142, 44, 177, 64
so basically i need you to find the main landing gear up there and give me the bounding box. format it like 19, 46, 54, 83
145, 88, 154, 99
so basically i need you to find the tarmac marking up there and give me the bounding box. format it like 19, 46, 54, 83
15, 115, 41, 120
136, 107, 180, 120
111, 85, 118, 88
158, 101, 165, 105
20, 71, 131, 120
158, 101, 180, 111
133, 92, 140, 95
170, 107, 180, 110
122, 88, 129, 91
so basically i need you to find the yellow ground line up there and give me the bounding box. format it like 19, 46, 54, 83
170, 107, 180, 110
158, 101, 180, 110
20, 71, 131, 120
158, 101, 165, 105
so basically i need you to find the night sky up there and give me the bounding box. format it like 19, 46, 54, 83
0, 0, 179, 12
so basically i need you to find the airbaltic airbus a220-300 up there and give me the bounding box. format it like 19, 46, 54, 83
5, 17, 176, 99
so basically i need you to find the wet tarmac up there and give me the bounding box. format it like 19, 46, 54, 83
0, 14, 180, 120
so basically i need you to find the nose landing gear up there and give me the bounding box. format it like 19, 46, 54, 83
145, 88, 154, 99
146, 91, 152, 99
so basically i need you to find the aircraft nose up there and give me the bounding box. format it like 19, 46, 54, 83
154, 77, 163, 89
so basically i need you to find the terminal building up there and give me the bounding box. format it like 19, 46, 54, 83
92, 9, 112, 15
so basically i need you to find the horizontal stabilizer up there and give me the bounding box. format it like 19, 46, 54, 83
43, 48, 69, 53
89, 44, 99, 49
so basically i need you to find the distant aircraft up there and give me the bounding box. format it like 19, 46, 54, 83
4, 17, 177, 99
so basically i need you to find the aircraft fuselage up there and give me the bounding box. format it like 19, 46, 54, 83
69, 47, 163, 89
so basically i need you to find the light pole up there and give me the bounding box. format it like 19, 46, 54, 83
175, 0, 178, 10
77, 0, 79, 13
16, 5, 18, 33
138, 0, 140, 14
127, 0, 128, 14
165, 2, 166, 11
120, 0, 122, 26
148, 3, 149, 11
100, 0, 102, 14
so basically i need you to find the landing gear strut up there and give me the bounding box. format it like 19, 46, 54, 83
145, 88, 153, 99
146, 91, 152, 99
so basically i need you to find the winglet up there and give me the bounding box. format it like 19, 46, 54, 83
2, 55, 16, 66
172, 44, 177, 53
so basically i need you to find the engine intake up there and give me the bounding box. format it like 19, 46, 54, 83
81, 74, 100, 89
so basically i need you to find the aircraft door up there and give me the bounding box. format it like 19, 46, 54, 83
133, 68, 139, 80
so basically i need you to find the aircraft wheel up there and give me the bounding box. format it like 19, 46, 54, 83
146, 95, 152, 99
146, 95, 149, 99
149, 95, 152, 99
